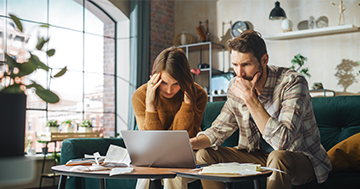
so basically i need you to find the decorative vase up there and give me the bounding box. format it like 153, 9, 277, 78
281, 19, 293, 32
79, 127, 93, 133
0, 93, 26, 158
180, 32, 187, 45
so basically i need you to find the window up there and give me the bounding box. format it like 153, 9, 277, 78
0, 0, 117, 153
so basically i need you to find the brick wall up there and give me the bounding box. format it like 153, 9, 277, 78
103, 23, 116, 138
149, 0, 175, 73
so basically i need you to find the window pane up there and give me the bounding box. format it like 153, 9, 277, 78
0, 0, 4, 17
84, 72, 104, 113
84, 33, 104, 74
84, 1, 110, 36
84, 34, 115, 74
48, 70, 83, 111
48, 26, 83, 71
26, 110, 46, 153
88, 112, 115, 137
49, 0, 83, 31
84, 112, 103, 129
7, 0, 47, 23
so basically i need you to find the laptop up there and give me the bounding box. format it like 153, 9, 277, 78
120, 130, 197, 168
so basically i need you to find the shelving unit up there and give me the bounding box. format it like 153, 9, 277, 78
178, 42, 225, 102
263, 24, 359, 40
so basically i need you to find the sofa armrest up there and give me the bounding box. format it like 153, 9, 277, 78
60, 138, 125, 165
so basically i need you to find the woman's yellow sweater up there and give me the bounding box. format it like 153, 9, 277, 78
132, 83, 208, 138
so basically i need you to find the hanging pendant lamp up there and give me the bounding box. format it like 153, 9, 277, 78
269, 1, 287, 20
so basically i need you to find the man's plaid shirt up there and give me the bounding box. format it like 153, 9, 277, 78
198, 65, 332, 183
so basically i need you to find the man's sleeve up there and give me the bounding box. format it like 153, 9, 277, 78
197, 96, 239, 147
263, 76, 310, 150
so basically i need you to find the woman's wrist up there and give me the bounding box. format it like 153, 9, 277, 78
146, 102, 156, 112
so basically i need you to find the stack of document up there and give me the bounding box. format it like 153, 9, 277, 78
200, 163, 262, 175
67, 144, 134, 176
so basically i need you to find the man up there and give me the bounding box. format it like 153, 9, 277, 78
190, 30, 332, 189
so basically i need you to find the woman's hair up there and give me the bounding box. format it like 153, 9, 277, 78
227, 30, 267, 63
152, 46, 197, 105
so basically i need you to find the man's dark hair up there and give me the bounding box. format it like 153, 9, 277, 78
227, 30, 267, 63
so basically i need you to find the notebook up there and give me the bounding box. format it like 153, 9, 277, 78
120, 130, 197, 168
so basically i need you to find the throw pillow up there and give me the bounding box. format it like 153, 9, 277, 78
327, 132, 360, 172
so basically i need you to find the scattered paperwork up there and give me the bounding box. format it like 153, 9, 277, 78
67, 144, 133, 176
200, 162, 285, 175
109, 167, 134, 176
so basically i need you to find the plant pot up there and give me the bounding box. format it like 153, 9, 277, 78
64, 126, 74, 133
46, 127, 59, 132
79, 127, 93, 133
0, 93, 26, 158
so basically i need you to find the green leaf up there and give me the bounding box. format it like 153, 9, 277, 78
53, 66, 67, 78
46, 49, 55, 57
9, 14, 23, 32
40, 24, 49, 28
16, 61, 38, 77
0, 84, 23, 93
28, 82, 59, 103
36, 89, 59, 103
29, 53, 49, 71
36, 37, 49, 50
5, 54, 20, 70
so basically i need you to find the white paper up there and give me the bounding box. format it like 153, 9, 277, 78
84, 154, 106, 160
260, 167, 287, 174
71, 145, 132, 175
104, 144, 129, 165
94, 152, 101, 165
70, 165, 90, 172
109, 167, 134, 176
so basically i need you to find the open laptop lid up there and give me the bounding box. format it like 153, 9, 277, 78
120, 130, 196, 168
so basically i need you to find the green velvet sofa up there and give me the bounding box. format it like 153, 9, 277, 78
60, 95, 360, 189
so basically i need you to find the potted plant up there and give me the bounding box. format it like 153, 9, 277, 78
61, 119, 73, 133
290, 54, 311, 78
46, 120, 59, 132
78, 120, 93, 133
0, 14, 66, 158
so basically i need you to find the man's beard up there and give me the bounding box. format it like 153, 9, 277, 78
242, 65, 263, 81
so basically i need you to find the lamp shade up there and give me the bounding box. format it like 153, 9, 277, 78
269, 1, 286, 20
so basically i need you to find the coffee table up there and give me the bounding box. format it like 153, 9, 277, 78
52, 165, 176, 189
169, 168, 272, 189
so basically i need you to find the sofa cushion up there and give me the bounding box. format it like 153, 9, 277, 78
327, 132, 360, 172
311, 96, 360, 151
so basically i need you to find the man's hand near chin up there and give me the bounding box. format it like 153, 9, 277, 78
231, 71, 270, 134
231, 71, 261, 103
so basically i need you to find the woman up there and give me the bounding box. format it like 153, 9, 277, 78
132, 46, 208, 189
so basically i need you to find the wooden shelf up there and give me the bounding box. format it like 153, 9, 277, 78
263, 24, 359, 40
178, 42, 224, 51
36, 132, 101, 142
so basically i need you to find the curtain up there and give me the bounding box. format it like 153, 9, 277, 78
127, 0, 150, 130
